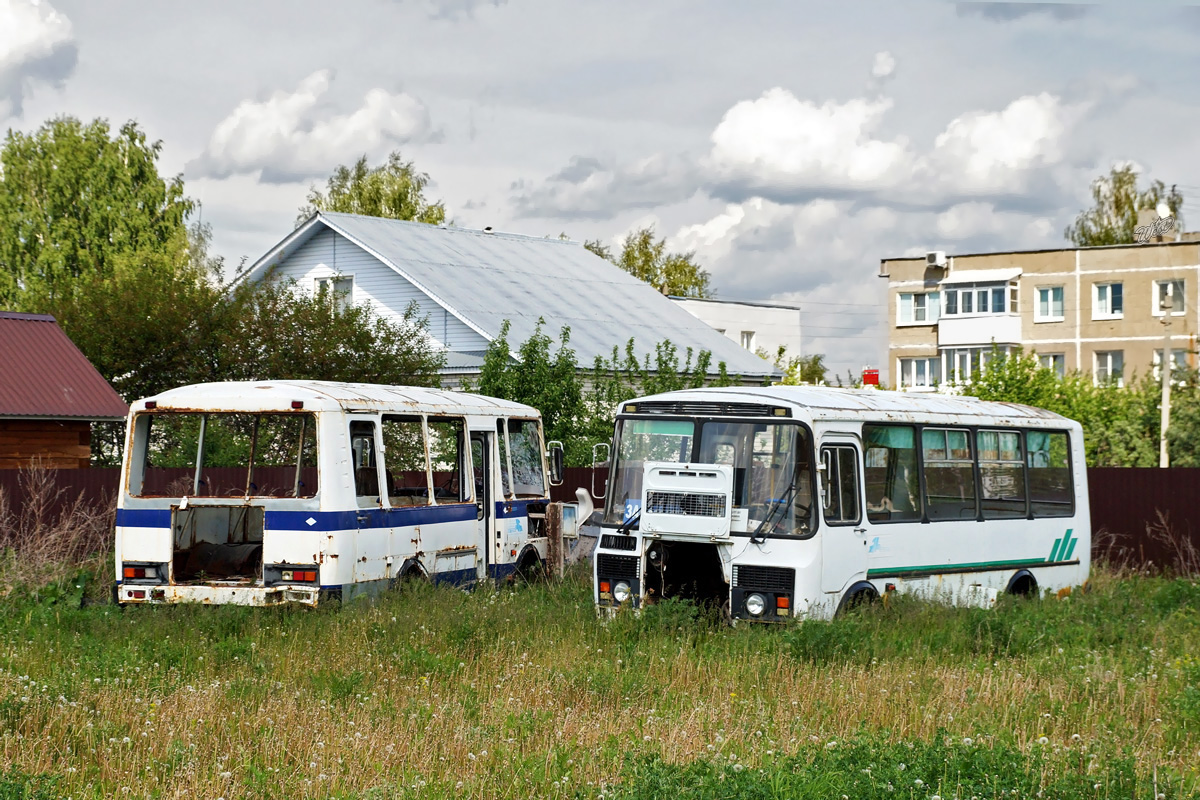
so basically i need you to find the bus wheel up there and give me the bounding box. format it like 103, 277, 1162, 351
513, 550, 544, 584
836, 582, 879, 617
1006, 571, 1038, 598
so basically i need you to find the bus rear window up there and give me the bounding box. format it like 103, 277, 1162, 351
1027, 430, 1073, 517
133, 412, 318, 498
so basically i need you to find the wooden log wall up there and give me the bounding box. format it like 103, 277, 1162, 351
0, 420, 92, 469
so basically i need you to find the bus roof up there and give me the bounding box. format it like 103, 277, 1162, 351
622, 385, 1078, 428
133, 381, 541, 417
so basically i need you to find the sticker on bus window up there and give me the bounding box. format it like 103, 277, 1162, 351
624, 499, 641, 522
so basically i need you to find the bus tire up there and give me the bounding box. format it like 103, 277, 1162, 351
836, 581, 879, 616
1005, 570, 1038, 598
513, 547, 544, 584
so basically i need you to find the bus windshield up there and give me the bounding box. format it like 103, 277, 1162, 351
604, 417, 814, 535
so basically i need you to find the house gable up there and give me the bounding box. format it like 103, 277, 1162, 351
268, 226, 490, 352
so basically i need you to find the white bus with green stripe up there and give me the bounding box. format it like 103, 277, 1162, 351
591, 386, 1088, 621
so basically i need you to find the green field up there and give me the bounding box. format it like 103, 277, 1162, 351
0, 566, 1198, 799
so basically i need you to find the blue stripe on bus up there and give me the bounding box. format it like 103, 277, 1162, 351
116, 503, 477, 532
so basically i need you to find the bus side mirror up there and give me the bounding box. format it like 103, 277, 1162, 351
548, 441, 565, 486
591, 442, 610, 499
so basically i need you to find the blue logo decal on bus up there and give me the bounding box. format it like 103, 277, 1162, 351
868, 536, 881, 553
624, 499, 641, 523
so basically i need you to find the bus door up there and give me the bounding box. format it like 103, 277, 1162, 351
350, 418, 386, 583
470, 431, 494, 578
819, 436, 869, 594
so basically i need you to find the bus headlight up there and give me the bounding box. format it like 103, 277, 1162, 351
613, 581, 632, 604
746, 592, 767, 617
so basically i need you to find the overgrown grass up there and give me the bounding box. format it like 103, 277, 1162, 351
0, 567, 1197, 798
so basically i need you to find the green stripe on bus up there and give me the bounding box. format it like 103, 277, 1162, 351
866, 558, 1068, 580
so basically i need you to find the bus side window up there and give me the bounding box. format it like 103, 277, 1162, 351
350, 421, 381, 508
428, 417, 468, 503
382, 415, 432, 507
979, 430, 1026, 519
863, 425, 921, 523
1027, 430, 1073, 517
821, 445, 861, 526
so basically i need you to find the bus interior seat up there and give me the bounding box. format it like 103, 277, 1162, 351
355, 467, 379, 497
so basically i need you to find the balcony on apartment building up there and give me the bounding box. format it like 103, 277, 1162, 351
935, 268, 1023, 349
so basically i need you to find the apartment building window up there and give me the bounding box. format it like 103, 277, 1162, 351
1152, 349, 1189, 382
899, 357, 940, 389
1093, 282, 1123, 319
315, 275, 354, 310
1094, 351, 1124, 387
1035, 286, 1064, 322
898, 292, 940, 325
1153, 279, 1186, 316
1038, 353, 1065, 377
740, 331, 756, 350
943, 346, 1009, 383
941, 285, 1009, 317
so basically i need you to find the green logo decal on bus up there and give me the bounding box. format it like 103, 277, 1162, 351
1048, 529, 1076, 562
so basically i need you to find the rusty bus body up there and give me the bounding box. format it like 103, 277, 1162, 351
115, 381, 562, 606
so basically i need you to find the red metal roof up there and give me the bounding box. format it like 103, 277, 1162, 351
0, 312, 129, 421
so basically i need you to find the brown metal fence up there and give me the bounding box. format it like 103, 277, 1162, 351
3, 466, 1198, 572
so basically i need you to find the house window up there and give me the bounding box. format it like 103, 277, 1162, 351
1038, 353, 1065, 377
898, 292, 940, 325
315, 275, 354, 310
1094, 351, 1124, 387
899, 357, 940, 389
1154, 279, 1186, 316
1036, 287, 1064, 322
1152, 349, 1189, 382
1093, 282, 1123, 319
740, 331, 755, 350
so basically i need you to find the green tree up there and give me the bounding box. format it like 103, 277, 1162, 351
298, 151, 446, 225
958, 345, 1161, 467
1064, 164, 1184, 247
586, 226, 714, 298
0, 116, 193, 309
764, 346, 828, 385
475, 323, 736, 465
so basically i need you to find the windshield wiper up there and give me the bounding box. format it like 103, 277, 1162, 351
751, 472, 798, 544
616, 509, 642, 537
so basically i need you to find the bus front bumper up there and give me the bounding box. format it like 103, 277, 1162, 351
116, 583, 321, 607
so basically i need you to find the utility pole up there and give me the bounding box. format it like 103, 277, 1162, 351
1160, 291, 1173, 468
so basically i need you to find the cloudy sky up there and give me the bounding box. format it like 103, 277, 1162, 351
3, 0, 1200, 379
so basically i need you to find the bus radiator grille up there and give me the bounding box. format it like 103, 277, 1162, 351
645, 491, 726, 517
597, 554, 639, 579
733, 565, 795, 593
600, 534, 637, 551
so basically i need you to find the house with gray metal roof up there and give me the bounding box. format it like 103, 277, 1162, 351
241, 212, 778, 384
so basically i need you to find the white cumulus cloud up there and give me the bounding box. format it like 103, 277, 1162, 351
190, 69, 435, 184
871, 51, 896, 80
925, 92, 1078, 196
707, 88, 915, 201
0, 0, 77, 119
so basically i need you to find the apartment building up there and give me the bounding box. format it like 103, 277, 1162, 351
881, 235, 1200, 390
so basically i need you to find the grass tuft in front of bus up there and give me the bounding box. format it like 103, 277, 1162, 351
0, 565, 1198, 798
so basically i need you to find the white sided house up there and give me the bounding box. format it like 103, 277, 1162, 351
240, 213, 779, 385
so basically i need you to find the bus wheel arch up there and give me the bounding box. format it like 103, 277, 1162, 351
1006, 570, 1038, 597
836, 581, 879, 616
397, 557, 428, 584
513, 545, 544, 583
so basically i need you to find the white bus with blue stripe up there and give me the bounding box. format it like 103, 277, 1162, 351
115, 381, 563, 606
592, 386, 1089, 622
